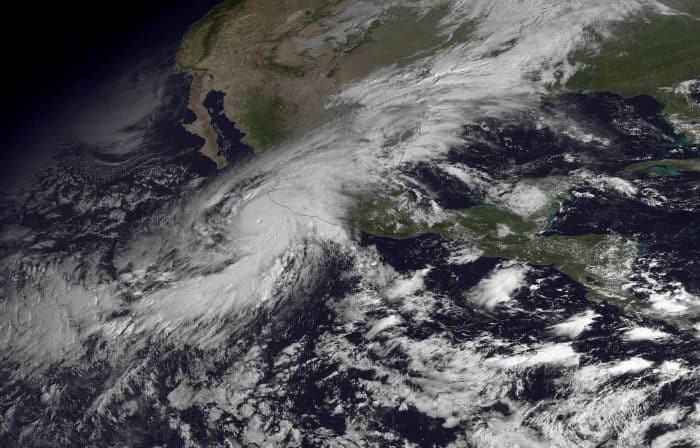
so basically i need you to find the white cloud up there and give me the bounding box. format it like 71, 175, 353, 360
624, 327, 670, 341
608, 357, 654, 376
469, 262, 529, 310
550, 310, 599, 338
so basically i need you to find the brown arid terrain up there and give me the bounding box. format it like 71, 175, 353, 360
176, 0, 473, 167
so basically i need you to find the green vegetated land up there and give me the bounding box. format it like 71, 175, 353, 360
242, 88, 288, 150
350, 195, 636, 299
567, 13, 700, 122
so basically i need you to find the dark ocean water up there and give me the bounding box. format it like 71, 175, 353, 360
0, 1, 222, 131
1, 2, 699, 445
0, 0, 227, 189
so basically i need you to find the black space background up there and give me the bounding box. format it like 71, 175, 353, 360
0, 1, 178, 141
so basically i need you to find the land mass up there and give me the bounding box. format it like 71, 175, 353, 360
175, 0, 473, 167
566, 7, 700, 134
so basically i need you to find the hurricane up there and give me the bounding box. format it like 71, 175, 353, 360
1, 0, 699, 446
